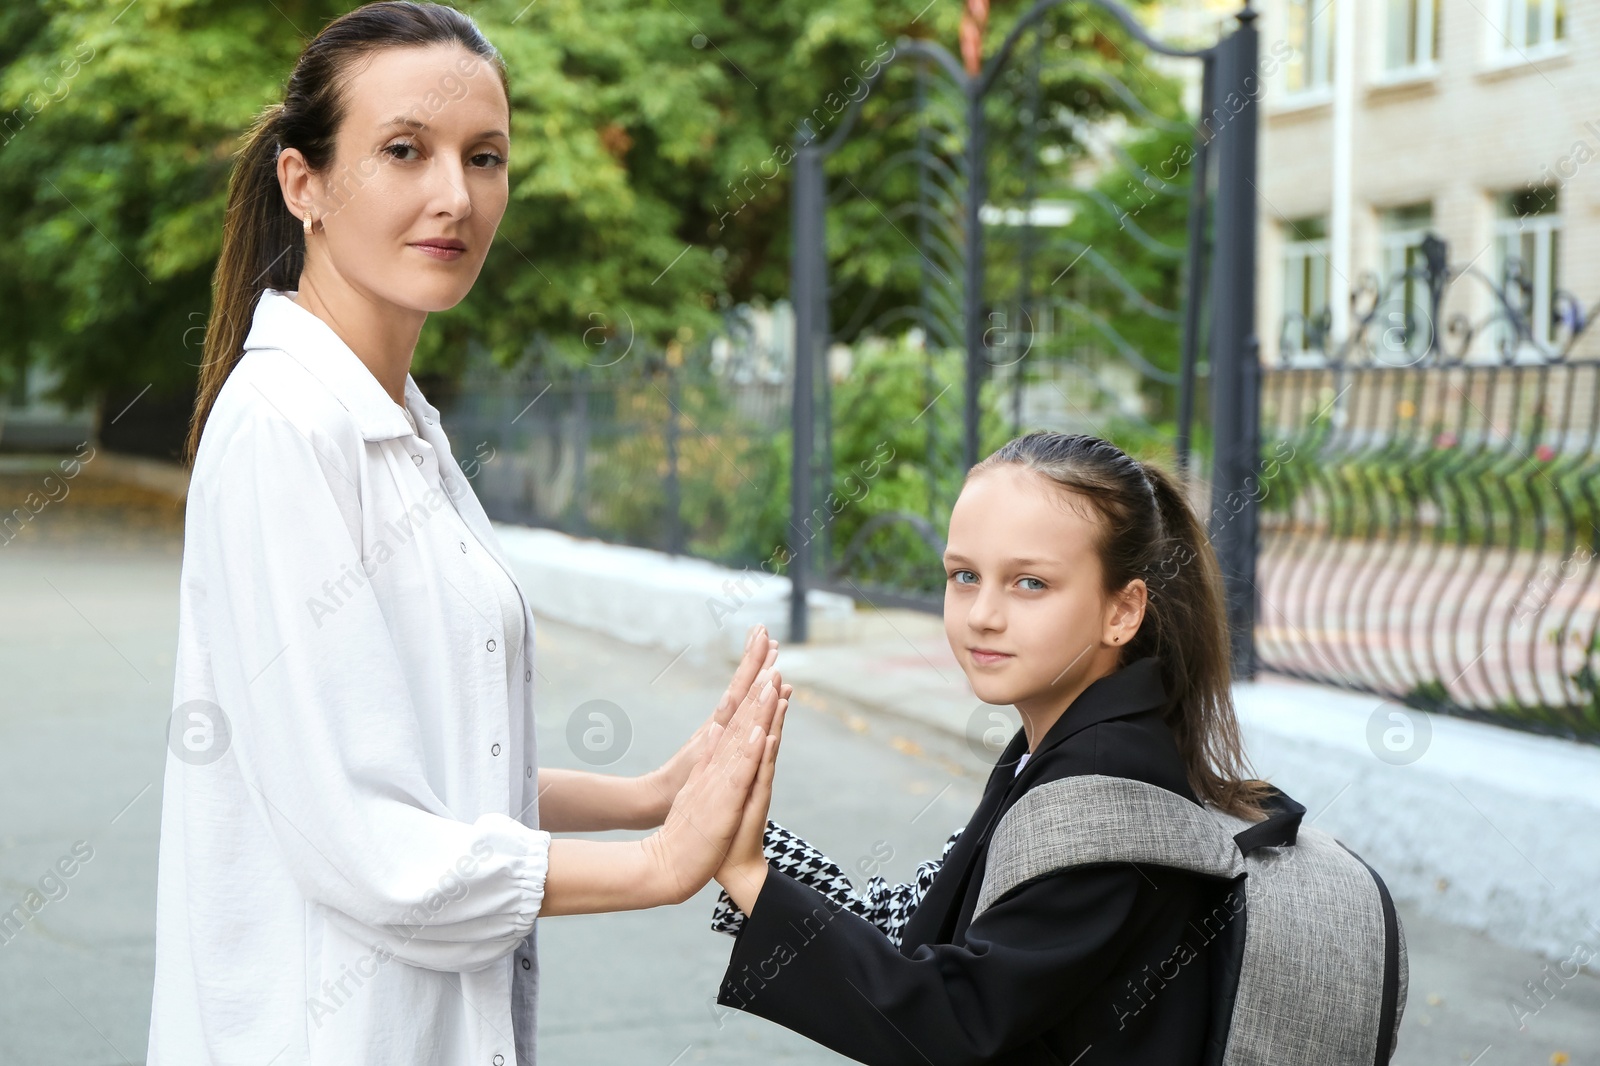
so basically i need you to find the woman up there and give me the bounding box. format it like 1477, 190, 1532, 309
147, 4, 784, 1064
709, 432, 1277, 1065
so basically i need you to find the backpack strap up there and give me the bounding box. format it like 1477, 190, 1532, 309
974, 774, 1246, 920
1231, 790, 1304, 854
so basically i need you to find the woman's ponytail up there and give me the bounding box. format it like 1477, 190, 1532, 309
182, 104, 303, 469
971, 432, 1274, 822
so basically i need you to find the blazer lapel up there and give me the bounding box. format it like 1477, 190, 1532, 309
898, 726, 1029, 952
897, 658, 1170, 951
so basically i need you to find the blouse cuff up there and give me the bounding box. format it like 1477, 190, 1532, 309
485, 813, 550, 922
516, 830, 551, 920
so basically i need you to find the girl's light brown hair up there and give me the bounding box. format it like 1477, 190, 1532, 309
182, 1, 507, 468
970, 430, 1274, 822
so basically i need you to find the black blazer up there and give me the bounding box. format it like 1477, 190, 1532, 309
715, 655, 1223, 1065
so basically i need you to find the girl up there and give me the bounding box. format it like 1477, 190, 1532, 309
149, 5, 785, 1064
709, 431, 1276, 1065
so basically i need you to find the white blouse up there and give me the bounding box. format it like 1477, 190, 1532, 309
148, 289, 550, 1066
398, 401, 529, 813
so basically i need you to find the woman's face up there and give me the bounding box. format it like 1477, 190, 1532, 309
291, 43, 510, 313
942, 464, 1146, 716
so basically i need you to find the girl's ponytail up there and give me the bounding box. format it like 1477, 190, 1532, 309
1141, 460, 1274, 822
182, 104, 302, 469
971, 432, 1274, 822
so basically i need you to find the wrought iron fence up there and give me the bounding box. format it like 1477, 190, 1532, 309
1260, 232, 1600, 742
786, 0, 1264, 649
437, 349, 788, 571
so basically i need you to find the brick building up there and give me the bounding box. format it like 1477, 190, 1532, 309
1250, 0, 1589, 363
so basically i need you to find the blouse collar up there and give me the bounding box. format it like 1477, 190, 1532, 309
242, 289, 441, 442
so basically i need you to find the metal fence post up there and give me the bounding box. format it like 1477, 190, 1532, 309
1176, 50, 1217, 480
664, 361, 683, 555
964, 81, 987, 473
1207, 5, 1261, 679
790, 141, 825, 643
573, 378, 589, 537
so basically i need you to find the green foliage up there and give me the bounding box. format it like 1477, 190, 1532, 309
576, 334, 1009, 594
1050, 121, 1195, 412
0, 0, 1164, 412
578, 371, 785, 564
823, 3, 1170, 347
1567, 629, 1600, 738
1263, 422, 1600, 550
1405, 660, 1600, 742
822, 336, 1010, 593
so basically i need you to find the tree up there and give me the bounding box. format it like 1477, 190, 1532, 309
0, 0, 1164, 439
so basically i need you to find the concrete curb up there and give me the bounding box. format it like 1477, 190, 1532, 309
493, 524, 858, 667
1233, 676, 1600, 962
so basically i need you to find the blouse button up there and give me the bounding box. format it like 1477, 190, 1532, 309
526, 766, 533, 778
426, 417, 434, 425
493, 1056, 505, 1066
520, 957, 530, 970
491, 743, 501, 756
460, 541, 467, 553
412, 453, 423, 466
486, 638, 497, 652
524, 669, 532, 682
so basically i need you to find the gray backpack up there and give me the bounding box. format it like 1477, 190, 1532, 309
976, 775, 1407, 1065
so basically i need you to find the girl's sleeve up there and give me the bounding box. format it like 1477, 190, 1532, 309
714, 863, 1154, 1066
711, 822, 962, 947
198, 407, 549, 973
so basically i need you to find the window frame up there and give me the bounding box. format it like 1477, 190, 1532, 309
1490, 190, 1563, 359
1488, 0, 1567, 62
1280, 216, 1333, 361
1380, 0, 1441, 79
1376, 203, 1437, 364
1282, 0, 1336, 102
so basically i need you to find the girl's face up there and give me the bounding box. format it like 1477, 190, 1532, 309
943, 464, 1147, 720
287, 43, 510, 313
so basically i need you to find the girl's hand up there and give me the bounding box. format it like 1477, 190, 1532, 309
642, 666, 784, 905
639, 626, 790, 825
714, 690, 788, 915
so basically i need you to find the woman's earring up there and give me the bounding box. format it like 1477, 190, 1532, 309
303, 214, 313, 237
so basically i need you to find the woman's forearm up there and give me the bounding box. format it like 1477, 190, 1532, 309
536, 767, 665, 832
540, 837, 676, 916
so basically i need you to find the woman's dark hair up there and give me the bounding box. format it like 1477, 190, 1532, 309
183, 1, 508, 468
969, 431, 1274, 822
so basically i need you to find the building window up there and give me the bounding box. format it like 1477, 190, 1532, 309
1492, 188, 1562, 355
1281, 216, 1331, 357
1284, 0, 1334, 96
1384, 0, 1439, 74
1492, 0, 1567, 57
1377, 203, 1436, 361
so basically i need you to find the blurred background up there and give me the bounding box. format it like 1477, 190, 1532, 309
1, 0, 1596, 1063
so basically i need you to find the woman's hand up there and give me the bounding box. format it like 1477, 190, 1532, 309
637, 624, 792, 826
714, 686, 788, 915
641, 663, 785, 905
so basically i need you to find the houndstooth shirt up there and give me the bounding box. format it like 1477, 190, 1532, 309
712, 822, 965, 948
